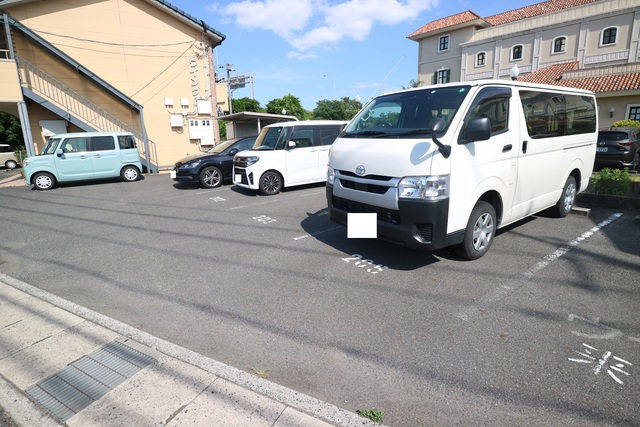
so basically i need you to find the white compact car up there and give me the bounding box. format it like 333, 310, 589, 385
233, 120, 347, 195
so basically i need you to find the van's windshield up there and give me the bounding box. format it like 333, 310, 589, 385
41, 138, 61, 155
343, 85, 471, 138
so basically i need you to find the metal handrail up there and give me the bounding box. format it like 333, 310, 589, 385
16, 56, 157, 171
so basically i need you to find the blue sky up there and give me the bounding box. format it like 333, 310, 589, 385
170, 0, 543, 110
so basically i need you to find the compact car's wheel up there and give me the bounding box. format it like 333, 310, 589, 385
455, 201, 496, 260
553, 175, 576, 218
5, 160, 17, 170
259, 170, 283, 195
200, 166, 222, 188
32, 172, 56, 190
121, 165, 140, 182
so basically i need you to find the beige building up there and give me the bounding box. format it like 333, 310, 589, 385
0, 0, 231, 171
407, 0, 640, 128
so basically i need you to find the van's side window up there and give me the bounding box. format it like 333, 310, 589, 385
459, 86, 510, 143
90, 136, 116, 151
62, 137, 88, 153
118, 135, 137, 149
519, 91, 596, 138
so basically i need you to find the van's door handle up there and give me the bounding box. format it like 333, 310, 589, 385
502, 144, 512, 152
522, 140, 528, 154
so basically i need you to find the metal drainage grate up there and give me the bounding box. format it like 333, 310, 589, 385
25, 337, 158, 422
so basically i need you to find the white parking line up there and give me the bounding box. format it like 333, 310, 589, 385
293, 226, 343, 241
455, 212, 623, 322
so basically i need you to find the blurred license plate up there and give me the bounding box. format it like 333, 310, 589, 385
170, 170, 176, 178
596, 147, 608, 152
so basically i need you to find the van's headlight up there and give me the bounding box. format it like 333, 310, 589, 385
398, 175, 449, 200
245, 156, 260, 166
327, 167, 335, 185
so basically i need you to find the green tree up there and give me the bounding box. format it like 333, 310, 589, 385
0, 112, 24, 148
232, 97, 263, 113
266, 94, 309, 120
312, 97, 362, 121
402, 79, 425, 89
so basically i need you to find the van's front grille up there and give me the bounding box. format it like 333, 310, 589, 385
337, 170, 393, 181
339, 179, 391, 195
332, 196, 400, 224
416, 223, 433, 242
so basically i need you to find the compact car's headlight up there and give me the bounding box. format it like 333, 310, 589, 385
245, 156, 260, 166
179, 161, 200, 170
398, 175, 449, 200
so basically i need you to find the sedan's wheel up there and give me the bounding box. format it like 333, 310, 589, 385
33, 172, 56, 190
200, 166, 222, 188
121, 165, 140, 182
552, 175, 576, 218
5, 160, 17, 170
259, 171, 283, 195
455, 201, 496, 260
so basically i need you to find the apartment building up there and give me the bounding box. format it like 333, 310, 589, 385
407, 0, 640, 127
0, 0, 229, 171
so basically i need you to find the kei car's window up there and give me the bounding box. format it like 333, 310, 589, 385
118, 135, 137, 149
42, 138, 61, 154
90, 136, 115, 151
253, 126, 291, 150
289, 128, 314, 148
62, 137, 88, 153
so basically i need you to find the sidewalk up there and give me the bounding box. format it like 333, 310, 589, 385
0, 171, 24, 188
0, 273, 379, 427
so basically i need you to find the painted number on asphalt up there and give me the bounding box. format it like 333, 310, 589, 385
342, 254, 388, 274
253, 215, 277, 224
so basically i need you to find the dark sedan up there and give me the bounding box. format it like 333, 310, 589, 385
595, 127, 640, 171
172, 136, 257, 188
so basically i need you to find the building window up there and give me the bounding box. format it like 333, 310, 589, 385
553, 37, 566, 54
438, 35, 449, 52
629, 106, 640, 121
476, 52, 486, 67
511, 45, 523, 61
434, 69, 450, 84
602, 27, 617, 46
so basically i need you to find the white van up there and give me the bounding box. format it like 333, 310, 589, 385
233, 120, 347, 195
326, 80, 597, 259
22, 132, 143, 190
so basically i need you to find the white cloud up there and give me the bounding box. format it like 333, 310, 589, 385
216, 0, 437, 57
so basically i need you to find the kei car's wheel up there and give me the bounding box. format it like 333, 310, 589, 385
259, 170, 283, 195
33, 172, 56, 190
121, 165, 140, 182
5, 160, 17, 170
455, 201, 496, 260
200, 166, 222, 188
552, 175, 576, 218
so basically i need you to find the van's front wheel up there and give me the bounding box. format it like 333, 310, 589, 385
121, 165, 140, 182
33, 172, 56, 190
552, 175, 576, 218
259, 171, 283, 195
455, 201, 496, 260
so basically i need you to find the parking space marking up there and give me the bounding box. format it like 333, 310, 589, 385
455, 212, 623, 322
228, 190, 325, 211
293, 226, 343, 241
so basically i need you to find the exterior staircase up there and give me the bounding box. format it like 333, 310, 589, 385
16, 56, 158, 173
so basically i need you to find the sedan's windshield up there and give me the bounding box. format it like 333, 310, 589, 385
41, 138, 61, 154
207, 138, 239, 154
343, 85, 471, 138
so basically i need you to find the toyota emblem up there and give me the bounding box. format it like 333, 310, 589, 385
355, 165, 366, 176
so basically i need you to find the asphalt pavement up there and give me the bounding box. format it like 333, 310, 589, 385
0, 172, 379, 427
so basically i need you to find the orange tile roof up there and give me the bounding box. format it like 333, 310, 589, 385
408, 0, 599, 38
407, 11, 484, 38
519, 62, 640, 93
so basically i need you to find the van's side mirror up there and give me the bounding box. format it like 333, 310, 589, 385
56, 148, 63, 157
428, 117, 451, 159
463, 117, 491, 143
